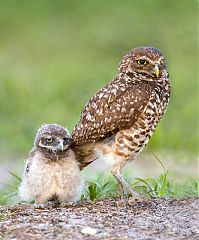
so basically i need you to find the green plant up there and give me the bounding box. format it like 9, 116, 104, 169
82, 154, 198, 201
82, 174, 118, 201
130, 153, 171, 198
0, 170, 21, 205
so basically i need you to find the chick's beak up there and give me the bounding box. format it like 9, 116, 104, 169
152, 65, 160, 78
57, 139, 64, 151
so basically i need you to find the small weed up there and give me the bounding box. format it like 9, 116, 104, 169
0, 170, 21, 205
81, 174, 118, 201
130, 153, 172, 198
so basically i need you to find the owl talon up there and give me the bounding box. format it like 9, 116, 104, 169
116, 199, 127, 208
128, 195, 145, 204
32, 203, 46, 209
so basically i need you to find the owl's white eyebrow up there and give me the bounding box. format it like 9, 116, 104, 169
135, 56, 152, 63
43, 135, 53, 138
158, 56, 165, 62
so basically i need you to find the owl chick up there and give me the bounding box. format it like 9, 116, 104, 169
19, 124, 83, 204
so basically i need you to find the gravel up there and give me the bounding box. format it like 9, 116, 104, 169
0, 198, 198, 240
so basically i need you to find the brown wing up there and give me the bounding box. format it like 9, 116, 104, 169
24, 148, 35, 174
71, 78, 152, 146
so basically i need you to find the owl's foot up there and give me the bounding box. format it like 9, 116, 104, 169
116, 199, 127, 208
118, 182, 125, 200
48, 200, 60, 208
32, 203, 47, 209
113, 172, 145, 202
60, 202, 77, 207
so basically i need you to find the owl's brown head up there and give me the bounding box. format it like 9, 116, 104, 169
119, 47, 168, 81
34, 124, 71, 154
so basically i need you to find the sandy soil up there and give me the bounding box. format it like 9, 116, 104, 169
0, 198, 198, 240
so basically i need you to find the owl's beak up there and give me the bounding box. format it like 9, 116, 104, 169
57, 140, 64, 151
152, 65, 160, 78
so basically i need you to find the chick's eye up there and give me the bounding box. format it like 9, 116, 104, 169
46, 138, 53, 143
137, 59, 148, 65
160, 60, 164, 65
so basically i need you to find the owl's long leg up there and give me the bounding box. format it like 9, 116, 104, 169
117, 181, 124, 200
112, 171, 143, 201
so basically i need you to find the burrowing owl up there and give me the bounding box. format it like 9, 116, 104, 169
19, 124, 83, 204
71, 46, 171, 200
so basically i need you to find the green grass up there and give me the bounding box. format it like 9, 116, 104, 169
82, 174, 198, 201
82, 154, 198, 201
0, 170, 21, 206
1, 164, 198, 206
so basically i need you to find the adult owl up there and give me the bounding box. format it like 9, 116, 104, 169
71, 47, 171, 200
19, 124, 83, 204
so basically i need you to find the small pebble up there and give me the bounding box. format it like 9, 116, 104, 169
81, 226, 97, 235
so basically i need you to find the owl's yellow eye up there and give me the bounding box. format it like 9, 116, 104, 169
46, 138, 53, 143
137, 59, 148, 65
160, 60, 164, 65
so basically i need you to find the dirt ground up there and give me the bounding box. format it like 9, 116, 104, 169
0, 198, 198, 240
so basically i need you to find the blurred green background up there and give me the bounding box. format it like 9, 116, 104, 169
0, 0, 197, 163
